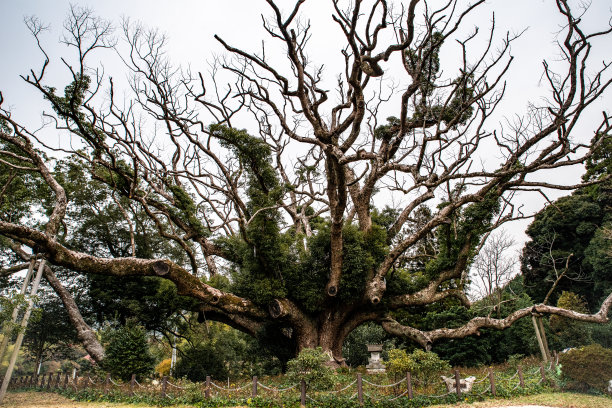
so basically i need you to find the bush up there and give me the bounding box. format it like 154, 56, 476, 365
385, 349, 413, 380
155, 358, 172, 377
286, 347, 334, 390
385, 348, 450, 386
559, 344, 612, 392
174, 342, 228, 381
101, 322, 155, 381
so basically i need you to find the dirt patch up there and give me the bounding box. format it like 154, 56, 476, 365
2, 392, 145, 408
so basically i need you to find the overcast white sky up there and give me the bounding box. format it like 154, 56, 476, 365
1, 0, 611, 271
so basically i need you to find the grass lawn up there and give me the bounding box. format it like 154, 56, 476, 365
4, 391, 612, 408
429, 391, 612, 408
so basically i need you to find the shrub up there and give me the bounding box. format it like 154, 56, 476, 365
101, 322, 155, 381
559, 344, 612, 392
286, 347, 334, 390
155, 358, 172, 377
385, 348, 450, 386
385, 349, 414, 380
174, 342, 228, 381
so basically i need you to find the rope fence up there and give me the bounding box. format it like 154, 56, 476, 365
6, 363, 553, 406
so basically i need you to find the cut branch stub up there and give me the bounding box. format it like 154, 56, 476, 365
269, 299, 285, 319
327, 285, 338, 297
152, 261, 170, 276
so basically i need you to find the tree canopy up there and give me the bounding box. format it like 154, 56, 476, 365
0, 0, 611, 365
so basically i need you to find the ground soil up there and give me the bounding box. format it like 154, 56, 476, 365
2, 392, 144, 408
3, 391, 611, 408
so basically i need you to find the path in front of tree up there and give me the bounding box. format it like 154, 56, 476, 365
4, 391, 611, 408
2, 392, 150, 408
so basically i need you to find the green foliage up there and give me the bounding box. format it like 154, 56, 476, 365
522, 134, 612, 312
101, 322, 155, 381
286, 347, 334, 390
167, 183, 209, 237
0, 293, 27, 336
342, 323, 389, 367
175, 341, 229, 381
559, 344, 612, 392
285, 222, 389, 313
385, 349, 414, 378
385, 348, 450, 386
175, 321, 283, 381
549, 291, 592, 348
44, 75, 107, 152
23, 293, 80, 368
211, 124, 296, 307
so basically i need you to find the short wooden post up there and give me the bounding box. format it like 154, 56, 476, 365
300, 379, 306, 408
518, 365, 525, 388
161, 376, 168, 397
252, 376, 258, 398
454, 369, 462, 397
554, 350, 559, 365
488, 367, 496, 396
129, 374, 136, 396
104, 373, 111, 394
539, 363, 546, 383
63, 372, 69, 389
205, 375, 211, 399
406, 372, 413, 399
357, 373, 363, 406
55, 372, 61, 389
46, 372, 52, 389
74, 371, 79, 390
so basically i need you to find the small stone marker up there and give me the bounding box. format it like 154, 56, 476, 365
440, 375, 476, 393
365, 344, 385, 374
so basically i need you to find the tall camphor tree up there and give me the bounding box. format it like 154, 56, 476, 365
1, 1, 612, 366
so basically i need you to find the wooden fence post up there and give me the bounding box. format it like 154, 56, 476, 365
252, 376, 258, 398
63, 372, 69, 389
488, 367, 496, 396
300, 379, 306, 408
539, 363, 546, 383
129, 374, 136, 396
74, 371, 79, 390
104, 373, 110, 394
406, 372, 413, 399
55, 372, 61, 389
454, 369, 462, 397
161, 375, 168, 397
46, 372, 52, 389
205, 375, 211, 399
518, 365, 525, 388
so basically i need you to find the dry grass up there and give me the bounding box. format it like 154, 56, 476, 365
3, 391, 159, 408
429, 391, 612, 408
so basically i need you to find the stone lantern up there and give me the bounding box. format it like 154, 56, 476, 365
365, 344, 385, 374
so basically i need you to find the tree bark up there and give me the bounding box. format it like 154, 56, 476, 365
10, 244, 106, 363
